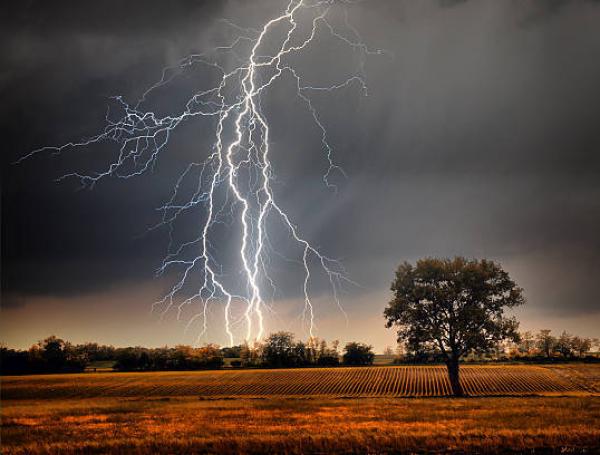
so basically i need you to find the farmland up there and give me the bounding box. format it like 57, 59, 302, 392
2, 365, 599, 454
2, 364, 598, 400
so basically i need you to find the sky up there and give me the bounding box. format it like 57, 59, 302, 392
2, 0, 600, 351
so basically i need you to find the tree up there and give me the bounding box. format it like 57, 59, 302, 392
316, 340, 340, 366
293, 341, 309, 366
331, 340, 340, 353
305, 337, 318, 364
570, 336, 592, 358
240, 341, 261, 367
536, 329, 557, 358
114, 347, 144, 371
383, 346, 394, 356
196, 344, 224, 368
39, 336, 67, 371
342, 342, 374, 365
395, 342, 406, 359
556, 331, 574, 358
594, 338, 600, 352
517, 331, 536, 356
0, 347, 30, 374
384, 257, 524, 396
261, 332, 296, 367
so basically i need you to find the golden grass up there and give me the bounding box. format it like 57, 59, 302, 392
2, 364, 598, 400
2, 396, 599, 454
2, 365, 599, 453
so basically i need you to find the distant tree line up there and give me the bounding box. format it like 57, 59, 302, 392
112, 344, 224, 371
514, 330, 598, 360
0, 336, 88, 374
0, 332, 376, 375
240, 332, 375, 368
0, 336, 225, 374
394, 329, 599, 364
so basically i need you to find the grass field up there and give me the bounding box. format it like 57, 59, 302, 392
2, 365, 599, 454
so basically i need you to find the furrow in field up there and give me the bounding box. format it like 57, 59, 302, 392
2, 365, 595, 400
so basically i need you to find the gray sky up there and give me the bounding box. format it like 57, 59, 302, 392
2, 0, 600, 350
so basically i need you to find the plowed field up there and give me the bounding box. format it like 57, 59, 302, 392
3, 364, 597, 399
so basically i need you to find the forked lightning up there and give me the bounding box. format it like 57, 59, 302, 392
18, 0, 381, 345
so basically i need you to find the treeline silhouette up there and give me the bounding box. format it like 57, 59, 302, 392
3, 329, 596, 375
395, 329, 599, 364
0, 332, 375, 375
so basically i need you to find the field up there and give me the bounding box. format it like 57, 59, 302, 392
2, 365, 599, 454
2, 364, 598, 399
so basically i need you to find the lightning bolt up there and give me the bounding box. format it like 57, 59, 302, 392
18, 0, 382, 345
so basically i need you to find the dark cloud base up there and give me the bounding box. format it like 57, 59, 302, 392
2, 1, 599, 327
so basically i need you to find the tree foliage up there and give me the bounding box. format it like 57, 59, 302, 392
261, 332, 297, 367
536, 329, 556, 358
113, 344, 224, 371
527, 329, 593, 359
342, 342, 375, 365
259, 332, 341, 367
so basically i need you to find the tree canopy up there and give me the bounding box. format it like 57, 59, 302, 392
342, 342, 375, 365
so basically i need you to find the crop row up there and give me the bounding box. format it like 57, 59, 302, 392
2, 365, 592, 400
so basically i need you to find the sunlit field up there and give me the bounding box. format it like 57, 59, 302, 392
2, 364, 598, 399
2, 365, 599, 454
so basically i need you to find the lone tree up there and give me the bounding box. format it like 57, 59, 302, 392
384, 257, 524, 396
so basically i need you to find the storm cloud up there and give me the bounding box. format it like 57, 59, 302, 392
2, 0, 599, 347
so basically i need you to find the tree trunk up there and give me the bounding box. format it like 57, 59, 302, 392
445, 358, 463, 397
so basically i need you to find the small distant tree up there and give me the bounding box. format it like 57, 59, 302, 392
306, 337, 321, 364
385, 257, 524, 396
39, 336, 67, 371
261, 332, 296, 367
383, 346, 394, 356
517, 331, 536, 356
294, 341, 309, 366
319, 339, 328, 359
151, 347, 169, 370
240, 341, 261, 367
316, 340, 340, 366
395, 342, 406, 359
570, 336, 592, 358
0, 347, 30, 374
171, 345, 195, 369
556, 331, 574, 358
71, 342, 115, 362
331, 340, 340, 353
196, 344, 224, 368
343, 342, 374, 365
27, 344, 45, 371
114, 347, 147, 371
536, 330, 557, 358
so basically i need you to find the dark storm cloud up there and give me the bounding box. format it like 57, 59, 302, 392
1, 0, 226, 301
2, 0, 600, 324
